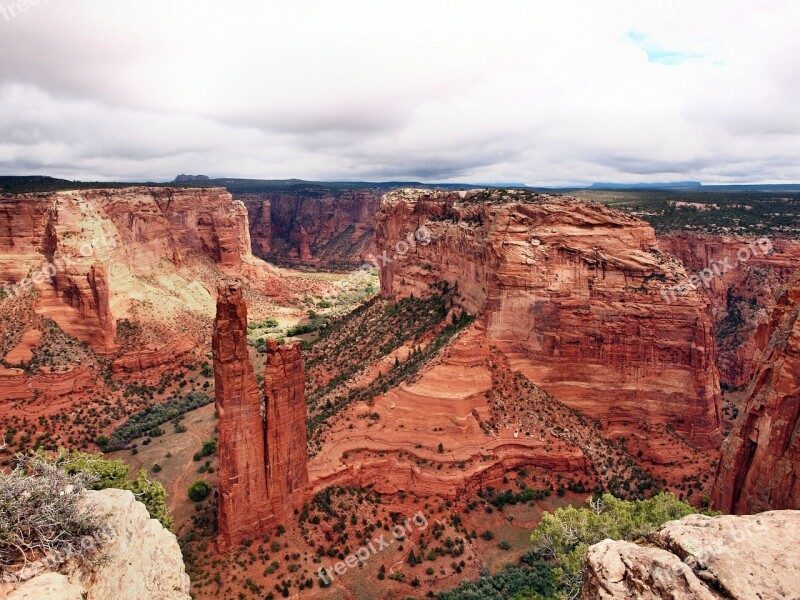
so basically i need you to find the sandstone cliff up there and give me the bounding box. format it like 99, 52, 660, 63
659, 233, 800, 388
0, 187, 278, 354
375, 189, 722, 448
581, 510, 800, 599
214, 285, 309, 549
2, 488, 190, 600
712, 271, 800, 514
239, 189, 380, 267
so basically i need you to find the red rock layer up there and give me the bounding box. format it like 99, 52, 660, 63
239, 189, 380, 267
213, 283, 272, 550
111, 335, 196, 373
0, 187, 268, 354
214, 285, 309, 549
712, 271, 800, 513
0, 367, 32, 402
375, 189, 722, 448
30, 365, 93, 398
263, 340, 310, 519
659, 233, 800, 387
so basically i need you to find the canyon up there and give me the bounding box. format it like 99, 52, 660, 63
2, 183, 799, 599
238, 188, 380, 268
375, 189, 721, 448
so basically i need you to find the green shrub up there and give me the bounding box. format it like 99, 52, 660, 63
188, 480, 212, 502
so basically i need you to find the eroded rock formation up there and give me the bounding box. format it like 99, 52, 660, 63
712, 271, 800, 513
111, 335, 195, 373
213, 283, 272, 549
213, 284, 309, 549
263, 339, 310, 519
659, 233, 800, 387
375, 189, 722, 448
581, 510, 800, 599
2, 488, 191, 600
0, 187, 278, 354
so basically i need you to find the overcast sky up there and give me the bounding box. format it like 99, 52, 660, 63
0, 0, 798, 185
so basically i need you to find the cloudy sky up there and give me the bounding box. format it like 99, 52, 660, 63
1, 0, 798, 185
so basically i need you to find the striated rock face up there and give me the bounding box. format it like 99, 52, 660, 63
30, 365, 93, 398
0, 368, 31, 402
376, 189, 722, 447
581, 510, 800, 599
213, 285, 309, 549
239, 189, 380, 267
0, 187, 269, 353
4, 488, 190, 600
111, 335, 195, 373
263, 339, 310, 519
213, 283, 272, 549
712, 271, 800, 514
659, 233, 800, 388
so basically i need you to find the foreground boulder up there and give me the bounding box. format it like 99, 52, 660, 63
582, 510, 800, 599
2, 488, 190, 600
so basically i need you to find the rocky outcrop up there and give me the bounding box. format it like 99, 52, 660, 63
111, 335, 196, 373
376, 189, 722, 448
29, 365, 93, 398
0, 368, 31, 402
239, 189, 380, 267
263, 340, 310, 520
213, 285, 310, 549
2, 488, 191, 600
660, 233, 800, 387
0, 187, 274, 354
712, 271, 800, 514
581, 510, 800, 599
213, 283, 272, 550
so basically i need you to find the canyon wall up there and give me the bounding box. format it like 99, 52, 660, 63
238, 189, 380, 268
375, 189, 722, 447
659, 233, 800, 388
213, 284, 309, 549
712, 271, 800, 514
0, 187, 272, 354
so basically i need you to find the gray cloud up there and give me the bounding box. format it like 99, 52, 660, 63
0, 0, 798, 184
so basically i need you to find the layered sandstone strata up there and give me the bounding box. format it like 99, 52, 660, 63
581, 510, 800, 599
239, 189, 380, 267
0, 367, 31, 402
111, 335, 196, 373
213, 284, 309, 549
30, 365, 94, 398
659, 233, 800, 387
712, 271, 800, 513
263, 339, 310, 519
375, 189, 722, 447
213, 283, 272, 549
0, 187, 275, 354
